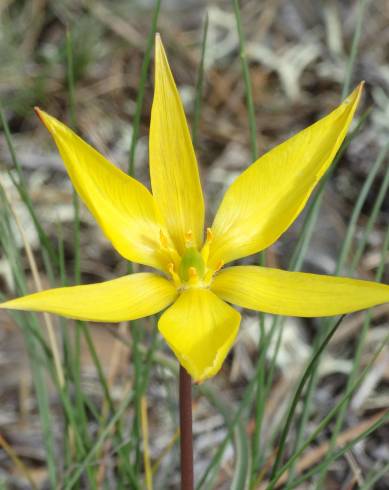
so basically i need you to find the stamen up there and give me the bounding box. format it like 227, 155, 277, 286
168, 262, 181, 287
160, 229, 181, 270
201, 227, 214, 263
188, 266, 199, 285
184, 230, 194, 247
160, 229, 169, 249
203, 259, 224, 284
214, 259, 224, 273
203, 270, 214, 283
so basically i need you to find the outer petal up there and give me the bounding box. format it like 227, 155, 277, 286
149, 35, 204, 254
36, 108, 169, 271
158, 288, 240, 381
208, 84, 363, 268
0, 273, 177, 322
211, 266, 389, 317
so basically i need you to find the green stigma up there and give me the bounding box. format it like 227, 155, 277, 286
179, 247, 205, 282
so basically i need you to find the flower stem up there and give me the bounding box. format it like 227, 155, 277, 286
179, 366, 194, 489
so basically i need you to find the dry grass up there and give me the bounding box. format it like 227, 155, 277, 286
1, 0, 389, 488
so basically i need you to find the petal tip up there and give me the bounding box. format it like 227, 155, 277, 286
34, 107, 55, 133
34, 106, 45, 122
155, 32, 164, 56
155, 34, 168, 70
355, 80, 365, 97
345, 81, 364, 106
0, 299, 19, 311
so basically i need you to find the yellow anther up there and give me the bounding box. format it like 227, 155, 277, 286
201, 228, 214, 264
203, 259, 224, 285
160, 229, 169, 249
160, 230, 181, 271
168, 262, 181, 287
188, 267, 198, 279
188, 266, 199, 285
184, 230, 194, 247
204, 269, 213, 283
214, 259, 224, 273
206, 227, 213, 244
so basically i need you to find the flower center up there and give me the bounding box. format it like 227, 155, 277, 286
179, 247, 205, 283
161, 227, 223, 290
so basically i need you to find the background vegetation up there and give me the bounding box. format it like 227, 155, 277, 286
1, 0, 389, 488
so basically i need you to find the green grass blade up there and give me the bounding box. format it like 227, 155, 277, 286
65, 29, 81, 285
64, 390, 135, 490
0, 106, 58, 273
66, 29, 77, 129
266, 327, 389, 488
200, 384, 251, 490
196, 360, 267, 489
335, 142, 388, 275
269, 315, 346, 479
0, 185, 58, 487
359, 461, 389, 489
128, 0, 161, 175
315, 203, 389, 486
192, 13, 209, 149
287, 410, 389, 488
351, 153, 389, 270
250, 316, 274, 476
341, 0, 369, 99
232, 0, 257, 160
25, 335, 58, 487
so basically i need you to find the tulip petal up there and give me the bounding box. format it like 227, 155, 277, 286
208, 84, 363, 268
211, 266, 389, 317
150, 35, 204, 253
158, 288, 240, 381
36, 109, 169, 271
0, 273, 177, 322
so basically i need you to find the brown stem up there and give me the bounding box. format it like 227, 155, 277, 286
179, 365, 194, 490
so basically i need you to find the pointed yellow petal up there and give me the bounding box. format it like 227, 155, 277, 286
208, 84, 363, 268
158, 288, 240, 381
211, 265, 389, 317
149, 35, 204, 254
36, 108, 169, 271
0, 273, 177, 322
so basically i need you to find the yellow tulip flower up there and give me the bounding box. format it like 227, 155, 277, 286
2, 36, 389, 382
